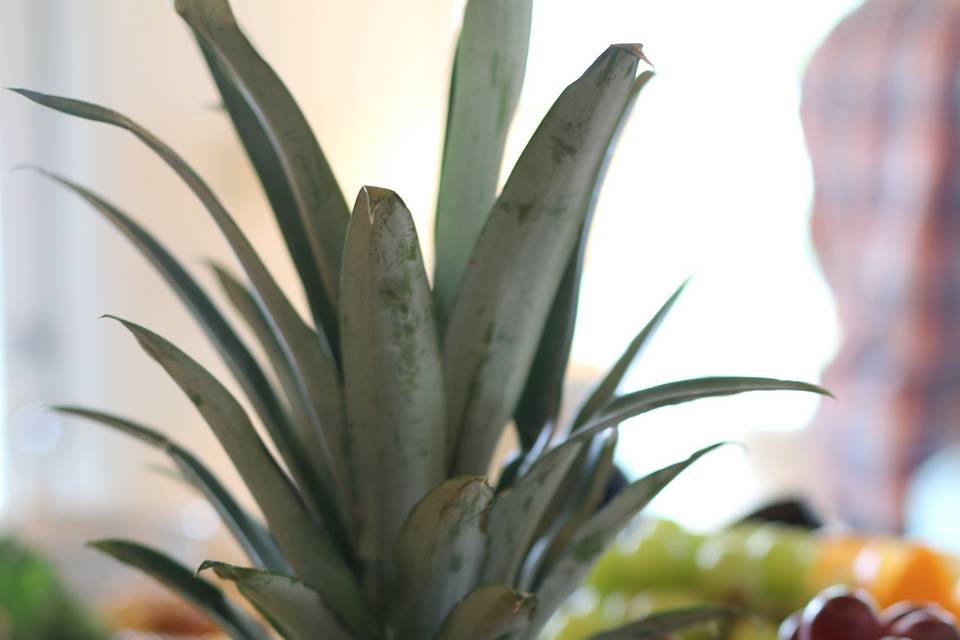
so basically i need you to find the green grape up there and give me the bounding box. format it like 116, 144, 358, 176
627, 588, 719, 640
588, 547, 637, 595
554, 609, 608, 640
696, 531, 752, 603
743, 525, 815, 615
589, 519, 702, 594
728, 617, 779, 640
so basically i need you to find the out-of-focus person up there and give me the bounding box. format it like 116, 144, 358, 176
802, 0, 960, 533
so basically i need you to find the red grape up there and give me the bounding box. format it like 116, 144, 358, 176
881, 603, 927, 631
778, 611, 801, 640
799, 587, 880, 640
886, 608, 960, 640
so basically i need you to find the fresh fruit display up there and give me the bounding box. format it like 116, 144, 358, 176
778, 586, 960, 640
553, 518, 960, 640
15, 0, 831, 638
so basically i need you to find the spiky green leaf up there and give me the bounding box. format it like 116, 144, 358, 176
340, 187, 446, 606
175, 0, 349, 331
578, 377, 833, 440
572, 277, 687, 430
525, 443, 727, 637
211, 264, 349, 510
89, 540, 266, 640
109, 318, 374, 637
15, 169, 340, 524
481, 436, 586, 586
436, 584, 536, 640
515, 70, 655, 452
197, 43, 332, 340
200, 561, 353, 640
392, 476, 493, 640
587, 606, 737, 639
434, 0, 533, 328
12, 92, 349, 532
55, 406, 289, 574
444, 44, 647, 476
522, 429, 619, 590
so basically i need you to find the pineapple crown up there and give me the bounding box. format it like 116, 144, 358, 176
12, 1, 829, 638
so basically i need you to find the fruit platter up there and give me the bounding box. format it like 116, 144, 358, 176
550, 518, 960, 640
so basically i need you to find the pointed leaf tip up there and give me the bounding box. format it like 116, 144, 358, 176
612, 43, 653, 67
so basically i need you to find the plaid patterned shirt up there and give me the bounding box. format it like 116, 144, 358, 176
802, 0, 960, 532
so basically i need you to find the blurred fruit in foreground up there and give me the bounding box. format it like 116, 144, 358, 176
781, 586, 960, 640
588, 520, 703, 594
855, 542, 956, 610
809, 535, 867, 591
728, 617, 778, 640
107, 593, 218, 636
744, 526, 815, 615
571, 517, 960, 640
798, 586, 880, 640
0, 536, 106, 640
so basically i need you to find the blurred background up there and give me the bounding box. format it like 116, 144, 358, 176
0, 0, 867, 620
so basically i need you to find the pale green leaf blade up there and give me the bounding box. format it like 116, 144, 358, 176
392, 476, 493, 640
12, 92, 349, 533
572, 278, 688, 430
481, 436, 587, 586
197, 43, 333, 339
506, 377, 827, 543
587, 606, 736, 640
55, 406, 289, 574
436, 584, 536, 640
433, 0, 533, 328
16, 169, 330, 520
175, 0, 349, 326
212, 264, 350, 511
525, 444, 727, 637
577, 377, 833, 440
521, 429, 619, 590
515, 70, 655, 451
89, 539, 266, 640
340, 187, 447, 606
109, 318, 375, 637
200, 561, 353, 640
444, 45, 648, 476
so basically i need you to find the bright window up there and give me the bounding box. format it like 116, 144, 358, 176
505, 0, 862, 529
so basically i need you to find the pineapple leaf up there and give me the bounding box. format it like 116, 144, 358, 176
108, 318, 376, 638
521, 277, 685, 549
515, 70, 656, 452
572, 277, 688, 431
525, 443, 728, 637
211, 264, 351, 512
54, 406, 289, 574
522, 429, 619, 590
490, 377, 827, 590
433, 0, 533, 329
391, 476, 493, 640
481, 435, 587, 586
89, 539, 267, 640
197, 42, 334, 344
586, 605, 737, 639
176, 0, 349, 333
12, 91, 349, 530
16, 168, 341, 531
579, 377, 833, 438
444, 44, 648, 476
340, 187, 447, 608
199, 561, 353, 640
435, 584, 536, 640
